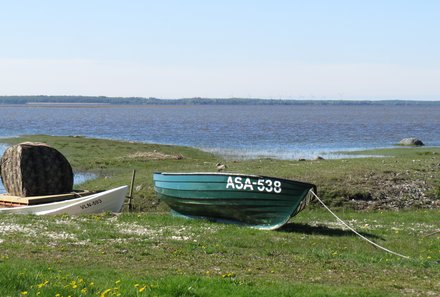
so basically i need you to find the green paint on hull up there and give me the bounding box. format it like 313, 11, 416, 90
153, 172, 316, 230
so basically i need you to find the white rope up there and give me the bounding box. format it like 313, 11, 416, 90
309, 190, 410, 259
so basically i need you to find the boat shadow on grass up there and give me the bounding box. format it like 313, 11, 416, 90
278, 222, 384, 240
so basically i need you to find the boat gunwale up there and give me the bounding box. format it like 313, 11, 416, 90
154, 172, 317, 192
0, 186, 128, 212
36, 185, 128, 215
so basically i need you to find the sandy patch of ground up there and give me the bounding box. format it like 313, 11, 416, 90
123, 151, 183, 160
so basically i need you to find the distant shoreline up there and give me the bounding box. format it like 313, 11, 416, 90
1, 95, 440, 106
26, 102, 111, 106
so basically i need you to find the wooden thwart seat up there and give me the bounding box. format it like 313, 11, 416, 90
0, 190, 96, 207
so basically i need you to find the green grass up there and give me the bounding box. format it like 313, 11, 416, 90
0, 135, 439, 296
2, 135, 440, 212
0, 211, 438, 296
0, 262, 396, 297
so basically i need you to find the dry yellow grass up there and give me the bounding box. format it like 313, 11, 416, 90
123, 151, 184, 160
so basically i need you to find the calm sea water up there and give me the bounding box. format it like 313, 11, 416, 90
0, 167, 96, 194
1, 104, 439, 160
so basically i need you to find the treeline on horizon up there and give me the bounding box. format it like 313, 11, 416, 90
0, 95, 439, 106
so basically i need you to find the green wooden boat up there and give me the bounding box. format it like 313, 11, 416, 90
153, 172, 316, 230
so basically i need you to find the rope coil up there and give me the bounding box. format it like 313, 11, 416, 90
309, 190, 410, 259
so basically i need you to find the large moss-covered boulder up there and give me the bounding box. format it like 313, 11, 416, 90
0, 142, 73, 197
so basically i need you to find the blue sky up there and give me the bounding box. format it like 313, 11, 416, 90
1, 0, 439, 100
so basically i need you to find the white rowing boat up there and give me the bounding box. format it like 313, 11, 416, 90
0, 185, 128, 215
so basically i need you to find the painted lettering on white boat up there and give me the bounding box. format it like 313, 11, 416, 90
79, 199, 103, 210
226, 176, 282, 193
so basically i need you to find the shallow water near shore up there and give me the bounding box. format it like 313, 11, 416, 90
1, 104, 440, 159
0, 172, 96, 194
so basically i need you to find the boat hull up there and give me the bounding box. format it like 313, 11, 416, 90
154, 172, 316, 230
0, 186, 128, 215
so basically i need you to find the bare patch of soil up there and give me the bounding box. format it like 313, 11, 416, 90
124, 151, 184, 161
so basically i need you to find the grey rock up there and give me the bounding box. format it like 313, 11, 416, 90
399, 138, 424, 146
